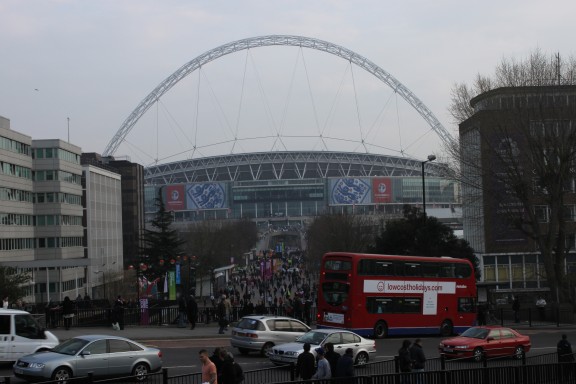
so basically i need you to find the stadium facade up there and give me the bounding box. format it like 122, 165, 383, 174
143, 151, 461, 226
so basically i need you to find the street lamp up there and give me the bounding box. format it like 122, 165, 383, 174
421, 154, 436, 216
93, 270, 106, 302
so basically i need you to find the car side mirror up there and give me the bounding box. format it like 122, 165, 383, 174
486, 337, 494, 342
81, 351, 91, 356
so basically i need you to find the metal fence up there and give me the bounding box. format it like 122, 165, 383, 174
5, 362, 574, 384
35, 305, 318, 329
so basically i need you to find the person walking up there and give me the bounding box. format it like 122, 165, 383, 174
335, 348, 355, 379
217, 297, 227, 334
218, 348, 235, 384
199, 349, 218, 384
535, 297, 547, 321
112, 295, 125, 330
312, 347, 331, 379
557, 334, 574, 381
324, 342, 341, 377
398, 339, 412, 384
2, 296, 9, 309
410, 339, 426, 384
187, 294, 198, 330
296, 342, 316, 380
62, 296, 75, 330
178, 294, 187, 328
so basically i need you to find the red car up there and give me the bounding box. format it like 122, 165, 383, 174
438, 326, 531, 362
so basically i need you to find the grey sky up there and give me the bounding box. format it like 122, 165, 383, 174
1, 1, 575, 166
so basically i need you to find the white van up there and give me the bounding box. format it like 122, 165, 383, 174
0, 309, 59, 362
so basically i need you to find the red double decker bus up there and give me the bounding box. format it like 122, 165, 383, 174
317, 252, 477, 338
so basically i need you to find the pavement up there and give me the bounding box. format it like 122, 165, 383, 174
48, 322, 231, 342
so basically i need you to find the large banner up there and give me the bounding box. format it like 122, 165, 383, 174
329, 178, 372, 205
186, 183, 228, 209
165, 185, 186, 211
372, 178, 392, 203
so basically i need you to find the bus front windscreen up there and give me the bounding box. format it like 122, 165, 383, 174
322, 281, 349, 306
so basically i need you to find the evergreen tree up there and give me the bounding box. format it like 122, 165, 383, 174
140, 191, 186, 281
371, 206, 480, 279
0, 267, 31, 305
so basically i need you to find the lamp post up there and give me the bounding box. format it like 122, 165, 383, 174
421, 154, 436, 216
93, 270, 106, 302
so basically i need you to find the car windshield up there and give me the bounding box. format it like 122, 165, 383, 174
52, 338, 91, 355
296, 331, 329, 345
460, 328, 489, 339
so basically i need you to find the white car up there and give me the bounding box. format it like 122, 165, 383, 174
0, 309, 59, 362
268, 329, 376, 366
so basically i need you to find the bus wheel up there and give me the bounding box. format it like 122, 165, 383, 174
373, 321, 388, 339
440, 320, 453, 337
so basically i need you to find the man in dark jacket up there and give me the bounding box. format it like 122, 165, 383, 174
324, 342, 341, 376
335, 348, 354, 379
187, 294, 198, 330
296, 342, 316, 380
410, 338, 426, 384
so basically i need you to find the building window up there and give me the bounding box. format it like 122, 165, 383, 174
534, 205, 550, 223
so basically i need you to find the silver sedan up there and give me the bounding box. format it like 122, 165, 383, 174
268, 329, 376, 366
13, 334, 163, 382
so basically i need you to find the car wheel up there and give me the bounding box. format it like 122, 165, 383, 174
472, 347, 484, 362
132, 362, 150, 382
52, 366, 72, 383
261, 342, 274, 357
440, 320, 453, 337
513, 346, 524, 360
373, 321, 388, 339
355, 351, 369, 366
238, 347, 250, 355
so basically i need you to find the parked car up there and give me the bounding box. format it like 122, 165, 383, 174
268, 329, 376, 366
14, 334, 163, 382
0, 308, 59, 362
438, 326, 531, 362
230, 315, 311, 356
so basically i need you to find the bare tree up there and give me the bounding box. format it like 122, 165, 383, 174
449, 50, 576, 303
305, 213, 377, 269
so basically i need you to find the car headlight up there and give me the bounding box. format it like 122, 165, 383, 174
454, 345, 468, 349
284, 351, 299, 356
28, 362, 45, 369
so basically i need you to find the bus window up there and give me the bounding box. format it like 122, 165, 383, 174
358, 259, 397, 276
322, 282, 349, 306
455, 264, 472, 278
458, 297, 475, 313
404, 263, 421, 277
324, 260, 352, 271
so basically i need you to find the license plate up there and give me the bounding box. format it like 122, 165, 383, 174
443, 348, 453, 353
14, 368, 23, 374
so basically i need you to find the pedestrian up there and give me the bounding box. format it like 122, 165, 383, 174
178, 294, 187, 328
512, 297, 520, 323
312, 347, 331, 379
398, 339, 412, 384
410, 339, 426, 384
536, 296, 547, 321
223, 294, 233, 322
218, 348, 235, 384
62, 296, 75, 330
296, 342, 316, 380
557, 334, 574, 381
187, 294, 198, 330
210, 347, 224, 383
217, 297, 227, 334
335, 348, 354, 379
112, 295, 125, 330
2, 296, 8, 309
324, 342, 341, 376
199, 349, 218, 384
